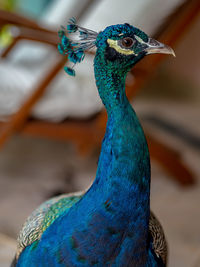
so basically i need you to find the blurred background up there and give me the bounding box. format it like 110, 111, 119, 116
0, 0, 199, 266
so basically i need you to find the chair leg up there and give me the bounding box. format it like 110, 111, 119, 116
0, 56, 67, 148
147, 134, 195, 186
16, 118, 195, 186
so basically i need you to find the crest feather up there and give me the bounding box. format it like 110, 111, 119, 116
58, 18, 98, 76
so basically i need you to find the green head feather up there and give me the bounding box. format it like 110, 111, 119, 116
58, 19, 174, 76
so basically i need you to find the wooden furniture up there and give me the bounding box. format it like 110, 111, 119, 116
0, 0, 199, 185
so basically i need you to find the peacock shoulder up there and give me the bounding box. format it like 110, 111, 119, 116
149, 211, 168, 265
15, 191, 167, 266
16, 191, 83, 259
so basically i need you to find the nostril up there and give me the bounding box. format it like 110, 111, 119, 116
148, 38, 161, 47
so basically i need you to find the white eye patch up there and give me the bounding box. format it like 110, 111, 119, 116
107, 39, 135, 55
134, 35, 145, 44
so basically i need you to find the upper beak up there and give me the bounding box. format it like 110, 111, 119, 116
145, 37, 176, 57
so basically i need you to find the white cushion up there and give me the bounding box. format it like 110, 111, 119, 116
0, 0, 184, 121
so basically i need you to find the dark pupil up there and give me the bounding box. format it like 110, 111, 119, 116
121, 37, 133, 48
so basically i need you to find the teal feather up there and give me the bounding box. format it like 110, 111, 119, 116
68, 52, 79, 64
75, 49, 85, 62
61, 35, 71, 49
67, 17, 78, 33
68, 49, 84, 64
57, 43, 64, 55
58, 28, 65, 38
67, 23, 78, 33
64, 66, 75, 76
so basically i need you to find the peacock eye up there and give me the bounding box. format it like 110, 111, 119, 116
121, 37, 135, 48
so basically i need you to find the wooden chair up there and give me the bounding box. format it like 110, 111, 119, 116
0, 0, 199, 185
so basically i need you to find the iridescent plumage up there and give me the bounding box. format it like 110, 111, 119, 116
12, 19, 175, 267
58, 18, 97, 76
13, 193, 167, 266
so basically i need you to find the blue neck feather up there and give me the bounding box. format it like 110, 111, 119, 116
90, 53, 151, 265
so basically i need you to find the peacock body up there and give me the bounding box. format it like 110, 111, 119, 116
12, 19, 174, 267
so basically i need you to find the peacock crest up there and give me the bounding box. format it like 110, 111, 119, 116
58, 18, 98, 76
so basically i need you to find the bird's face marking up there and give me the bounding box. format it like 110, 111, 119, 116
107, 33, 149, 56
96, 24, 149, 68
96, 23, 175, 69
107, 38, 136, 56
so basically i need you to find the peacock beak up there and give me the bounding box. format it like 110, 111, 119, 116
145, 37, 175, 57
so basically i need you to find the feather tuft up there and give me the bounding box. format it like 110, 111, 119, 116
58, 18, 98, 76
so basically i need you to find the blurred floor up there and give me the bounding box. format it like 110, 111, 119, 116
0, 98, 199, 267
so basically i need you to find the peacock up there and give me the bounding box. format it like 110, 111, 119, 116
11, 19, 175, 267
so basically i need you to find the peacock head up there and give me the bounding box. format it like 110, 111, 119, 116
95, 23, 175, 72
58, 18, 175, 76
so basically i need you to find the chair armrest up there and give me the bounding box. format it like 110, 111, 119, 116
0, 9, 56, 33
0, 25, 59, 58
13, 26, 59, 45
0, 9, 40, 29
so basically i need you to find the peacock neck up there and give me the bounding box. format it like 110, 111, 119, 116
89, 55, 151, 264
94, 55, 129, 116
93, 54, 151, 192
